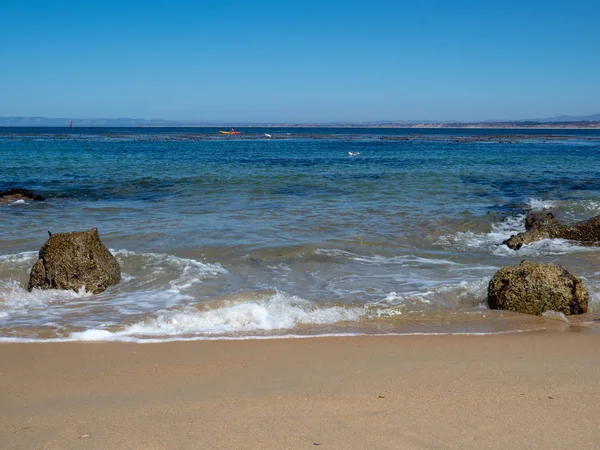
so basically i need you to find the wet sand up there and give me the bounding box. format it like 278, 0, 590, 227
1, 332, 599, 449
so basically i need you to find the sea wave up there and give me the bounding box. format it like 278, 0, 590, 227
116, 291, 364, 336
526, 198, 556, 210
1, 244, 597, 342
0, 249, 228, 330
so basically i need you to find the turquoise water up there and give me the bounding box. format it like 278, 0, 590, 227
1, 128, 600, 340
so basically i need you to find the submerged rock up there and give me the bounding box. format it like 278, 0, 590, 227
504, 213, 600, 250
0, 188, 45, 203
487, 261, 588, 316
28, 228, 121, 294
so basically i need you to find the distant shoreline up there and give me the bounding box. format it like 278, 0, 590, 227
256, 123, 600, 129
1, 123, 599, 129
1, 116, 600, 130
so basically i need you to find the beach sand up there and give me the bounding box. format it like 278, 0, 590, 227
1, 332, 599, 449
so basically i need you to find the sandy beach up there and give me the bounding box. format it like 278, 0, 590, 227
1, 331, 599, 449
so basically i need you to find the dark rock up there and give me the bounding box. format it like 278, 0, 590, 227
504, 230, 550, 250
504, 214, 600, 250
0, 188, 45, 203
28, 228, 121, 294
488, 261, 588, 316
524, 211, 559, 231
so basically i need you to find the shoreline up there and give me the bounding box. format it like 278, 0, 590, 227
2, 331, 599, 449
1, 124, 600, 130
1, 320, 599, 343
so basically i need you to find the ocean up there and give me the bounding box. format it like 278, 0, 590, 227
1, 127, 600, 342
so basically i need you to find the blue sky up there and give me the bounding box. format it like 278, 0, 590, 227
0, 0, 598, 122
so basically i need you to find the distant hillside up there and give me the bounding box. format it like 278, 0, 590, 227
0, 114, 599, 128
0, 117, 187, 127
525, 114, 600, 123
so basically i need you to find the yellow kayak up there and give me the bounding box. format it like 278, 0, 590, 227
219, 130, 241, 135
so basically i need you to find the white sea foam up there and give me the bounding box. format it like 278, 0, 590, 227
542, 310, 569, 323
383, 291, 431, 305
123, 292, 363, 335
0, 252, 92, 317
112, 249, 226, 276
111, 249, 226, 290
378, 278, 489, 309
0, 251, 37, 266
585, 286, 600, 311
0, 249, 228, 331
64, 280, 509, 342
526, 198, 556, 210
0, 329, 534, 343
502, 239, 594, 256
438, 215, 523, 253
70, 329, 115, 341
120, 273, 136, 282
0, 280, 92, 310
315, 249, 462, 266
68, 291, 365, 340
578, 200, 600, 213
8, 199, 26, 205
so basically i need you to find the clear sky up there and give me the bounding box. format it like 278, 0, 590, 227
0, 0, 598, 122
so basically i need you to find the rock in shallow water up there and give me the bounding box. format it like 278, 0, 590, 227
28, 228, 121, 294
487, 261, 588, 316
0, 188, 45, 203
504, 214, 600, 250
524, 211, 559, 231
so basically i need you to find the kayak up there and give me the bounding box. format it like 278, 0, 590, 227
219, 131, 241, 135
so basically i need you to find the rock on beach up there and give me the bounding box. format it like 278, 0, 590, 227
487, 261, 588, 316
28, 228, 121, 294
